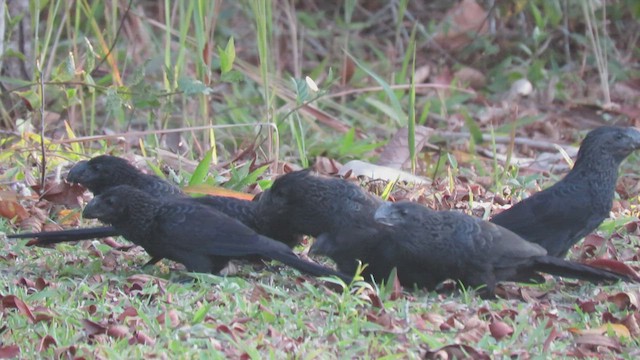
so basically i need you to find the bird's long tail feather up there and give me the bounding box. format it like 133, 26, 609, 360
533, 256, 636, 283
260, 237, 352, 283
7, 226, 120, 245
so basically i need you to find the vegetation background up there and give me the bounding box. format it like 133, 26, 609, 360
0, 0, 639, 358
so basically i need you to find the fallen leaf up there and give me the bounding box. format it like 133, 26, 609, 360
432, 0, 489, 50
607, 291, 640, 310
117, 306, 139, 322
377, 126, 435, 170
425, 344, 490, 360
585, 258, 640, 282
32, 181, 85, 208
574, 333, 622, 352
390, 272, 404, 301
489, 319, 514, 340
156, 309, 180, 328
249, 284, 270, 303
0, 200, 29, 221
0, 345, 20, 359
339, 160, 430, 184
129, 330, 155, 345
570, 323, 631, 338
454, 66, 486, 89
1, 295, 35, 323
81, 319, 107, 336
107, 325, 130, 339
36, 335, 56, 352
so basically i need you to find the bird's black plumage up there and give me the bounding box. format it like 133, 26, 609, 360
82, 185, 351, 282
491, 126, 640, 258
255, 169, 383, 240
10, 155, 300, 248
311, 201, 633, 297
66, 155, 184, 196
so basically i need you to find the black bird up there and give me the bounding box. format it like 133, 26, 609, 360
311, 201, 634, 297
9, 155, 299, 248
491, 126, 640, 258
82, 185, 352, 282
255, 169, 383, 240
66, 155, 184, 196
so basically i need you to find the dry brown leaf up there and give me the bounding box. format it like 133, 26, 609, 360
249, 284, 271, 303
454, 66, 486, 89
0, 345, 20, 359
489, 319, 514, 340
570, 323, 631, 338
432, 0, 489, 50
390, 271, 404, 301
621, 313, 640, 337
425, 344, 490, 360
341, 55, 355, 85
0, 200, 29, 221
1, 295, 36, 323
455, 316, 488, 343
414, 64, 431, 84
574, 333, 622, 352
585, 259, 640, 282
607, 291, 640, 310
32, 181, 85, 208
156, 309, 180, 328
129, 330, 156, 346
36, 335, 57, 353
313, 157, 342, 175
81, 319, 107, 336
107, 325, 130, 339
117, 306, 139, 322
32, 306, 55, 324
377, 126, 434, 170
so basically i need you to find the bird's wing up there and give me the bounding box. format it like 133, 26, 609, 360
192, 196, 257, 227
490, 182, 592, 243
154, 203, 277, 257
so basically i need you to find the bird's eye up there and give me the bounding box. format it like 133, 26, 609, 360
615, 133, 624, 140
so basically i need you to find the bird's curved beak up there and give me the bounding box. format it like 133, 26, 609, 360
627, 128, 640, 150
66, 160, 89, 184
82, 197, 105, 220
373, 203, 398, 226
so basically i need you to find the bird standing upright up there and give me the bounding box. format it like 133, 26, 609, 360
491, 126, 640, 258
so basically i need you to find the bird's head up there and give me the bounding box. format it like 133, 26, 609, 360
576, 126, 640, 165
82, 185, 146, 224
256, 169, 313, 211
67, 155, 143, 194
374, 201, 421, 227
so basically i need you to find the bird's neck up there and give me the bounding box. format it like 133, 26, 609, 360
564, 155, 619, 207
113, 202, 158, 241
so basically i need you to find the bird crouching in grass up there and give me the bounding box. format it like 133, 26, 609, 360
82, 185, 352, 283
255, 169, 383, 241
9, 155, 300, 249
311, 201, 635, 298
491, 126, 640, 258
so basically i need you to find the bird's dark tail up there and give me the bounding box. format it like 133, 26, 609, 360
533, 256, 636, 283
259, 236, 353, 283
7, 226, 120, 245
